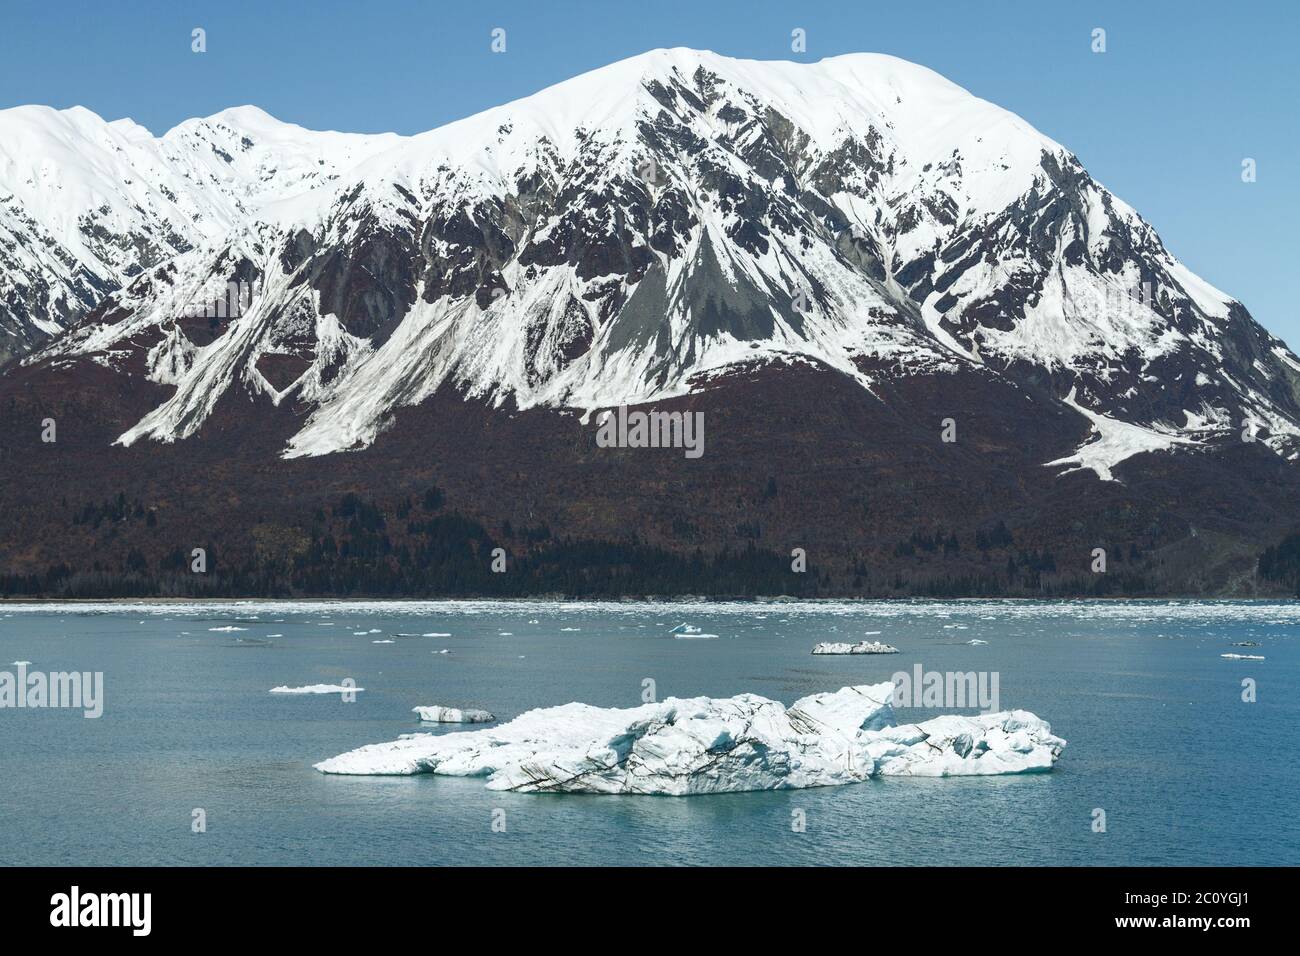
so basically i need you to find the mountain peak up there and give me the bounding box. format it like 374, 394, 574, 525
5, 49, 1300, 476
206, 103, 280, 125
165, 104, 305, 141
189, 104, 293, 137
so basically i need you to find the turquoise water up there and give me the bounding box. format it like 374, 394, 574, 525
0, 600, 1295, 866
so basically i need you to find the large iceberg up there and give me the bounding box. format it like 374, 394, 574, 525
314, 683, 1065, 794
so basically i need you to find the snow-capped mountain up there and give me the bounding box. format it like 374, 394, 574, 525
0, 103, 400, 364
8, 48, 1300, 477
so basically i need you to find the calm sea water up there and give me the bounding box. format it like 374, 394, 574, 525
1, 599, 1296, 866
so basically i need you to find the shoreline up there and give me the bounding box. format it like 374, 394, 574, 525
2, 594, 1297, 606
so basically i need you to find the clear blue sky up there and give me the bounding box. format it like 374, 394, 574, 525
2, 1, 1296, 343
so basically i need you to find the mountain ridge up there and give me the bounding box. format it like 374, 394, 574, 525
2, 49, 1300, 598
7, 48, 1298, 475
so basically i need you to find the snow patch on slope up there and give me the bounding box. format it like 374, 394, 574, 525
1045, 387, 1196, 481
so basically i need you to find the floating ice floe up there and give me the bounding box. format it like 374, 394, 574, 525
413, 706, 496, 723
670, 623, 718, 639
315, 682, 1064, 793
1220, 653, 1265, 661
422, 632, 451, 637
967, 639, 989, 645
812, 641, 899, 655
372, 639, 394, 644
271, 684, 364, 694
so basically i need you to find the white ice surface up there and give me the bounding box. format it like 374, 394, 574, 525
811, 640, 899, 655
412, 705, 496, 723
270, 684, 363, 694
316, 682, 1064, 794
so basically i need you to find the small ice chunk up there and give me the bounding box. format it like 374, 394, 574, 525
270, 684, 363, 694
812, 641, 899, 655
413, 705, 496, 723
